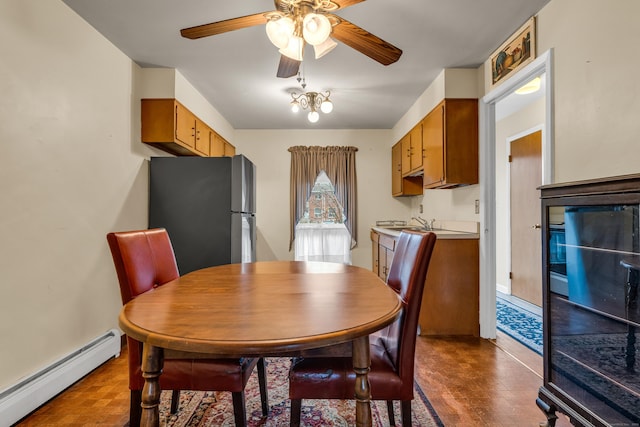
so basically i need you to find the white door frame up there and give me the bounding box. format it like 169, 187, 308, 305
478, 49, 554, 338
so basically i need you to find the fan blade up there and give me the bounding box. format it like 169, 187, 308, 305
277, 55, 300, 78
181, 13, 268, 39
334, 0, 366, 10
331, 19, 402, 65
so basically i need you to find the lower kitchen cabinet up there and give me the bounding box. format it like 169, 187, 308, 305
371, 230, 395, 281
371, 229, 479, 336
419, 238, 479, 336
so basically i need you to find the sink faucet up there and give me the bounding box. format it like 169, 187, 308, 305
411, 217, 436, 231
412, 216, 430, 230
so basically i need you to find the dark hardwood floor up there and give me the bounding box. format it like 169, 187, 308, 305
15, 332, 572, 426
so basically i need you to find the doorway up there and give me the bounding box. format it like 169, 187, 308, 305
478, 49, 554, 338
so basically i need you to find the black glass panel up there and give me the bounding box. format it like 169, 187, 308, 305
548, 204, 640, 425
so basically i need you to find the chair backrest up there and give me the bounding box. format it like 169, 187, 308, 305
106, 228, 179, 304
380, 230, 436, 378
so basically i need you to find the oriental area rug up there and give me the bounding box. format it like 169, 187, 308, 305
496, 296, 543, 355
160, 357, 443, 426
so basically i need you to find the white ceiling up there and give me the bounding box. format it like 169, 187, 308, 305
62, 0, 551, 130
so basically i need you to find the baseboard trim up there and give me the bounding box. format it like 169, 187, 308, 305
0, 329, 121, 425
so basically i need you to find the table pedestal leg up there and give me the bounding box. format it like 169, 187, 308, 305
353, 335, 372, 427
140, 344, 164, 427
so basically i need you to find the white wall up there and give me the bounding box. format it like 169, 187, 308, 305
0, 0, 162, 389
234, 130, 409, 268
531, 0, 640, 182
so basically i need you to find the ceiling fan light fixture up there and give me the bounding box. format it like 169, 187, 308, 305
291, 99, 300, 113
279, 35, 304, 61
302, 13, 331, 46
313, 37, 338, 59
266, 16, 295, 49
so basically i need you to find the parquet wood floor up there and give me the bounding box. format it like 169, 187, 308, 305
15, 332, 572, 426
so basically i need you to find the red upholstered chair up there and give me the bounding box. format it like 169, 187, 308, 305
107, 228, 268, 427
288, 230, 437, 427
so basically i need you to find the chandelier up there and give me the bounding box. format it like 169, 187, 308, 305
290, 73, 333, 123
265, 0, 339, 62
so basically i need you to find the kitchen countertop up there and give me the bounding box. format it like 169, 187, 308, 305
372, 220, 480, 240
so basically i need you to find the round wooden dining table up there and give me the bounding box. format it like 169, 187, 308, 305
119, 260, 403, 427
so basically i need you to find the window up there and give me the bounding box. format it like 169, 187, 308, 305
289, 146, 358, 264
295, 171, 351, 264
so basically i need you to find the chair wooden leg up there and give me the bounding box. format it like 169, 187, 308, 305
386, 400, 396, 426
130, 390, 141, 427
170, 389, 180, 414
257, 358, 269, 416
400, 400, 412, 427
231, 391, 247, 427
290, 398, 302, 427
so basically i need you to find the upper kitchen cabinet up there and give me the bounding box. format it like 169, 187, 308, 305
422, 99, 478, 189
400, 122, 424, 176
141, 98, 235, 157
409, 122, 424, 174
224, 139, 236, 157
392, 141, 422, 196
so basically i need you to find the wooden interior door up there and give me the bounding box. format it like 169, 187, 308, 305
510, 130, 542, 306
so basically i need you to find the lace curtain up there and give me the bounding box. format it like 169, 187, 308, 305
289, 146, 358, 251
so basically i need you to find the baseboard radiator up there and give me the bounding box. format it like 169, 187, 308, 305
0, 328, 121, 425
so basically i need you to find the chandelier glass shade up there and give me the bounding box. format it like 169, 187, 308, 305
313, 36, 337, 59
290, 91, 333, 123
265, 17, 295, 49
265, 3, 337, 62
279, 35, 304, 62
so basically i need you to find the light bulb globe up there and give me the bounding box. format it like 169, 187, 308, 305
308, 111, 320, 123
279, 35, 304, 61
320, 100, 333, 114
302, 13, 331, 46
266, 17, 294, 49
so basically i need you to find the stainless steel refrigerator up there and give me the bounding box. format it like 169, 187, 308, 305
149, 155, 256, 274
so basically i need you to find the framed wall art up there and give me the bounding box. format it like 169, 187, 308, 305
490, 17, 536, 88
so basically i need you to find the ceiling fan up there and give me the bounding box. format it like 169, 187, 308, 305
180, 0, 402, 78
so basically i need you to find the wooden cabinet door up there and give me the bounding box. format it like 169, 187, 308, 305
371, 231, 380, 274
400, 134, 411, 176
441, 99, 479, 187
410, 122, 424, 173
422, 103, 445, 187
194, 119, 210, 156
210, 132, 225, 157
383, 247, 394, 282
175, 102, 196, 149
391, 142, 403, 195
379, 234, 396, 282
224, 140, 236, 157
